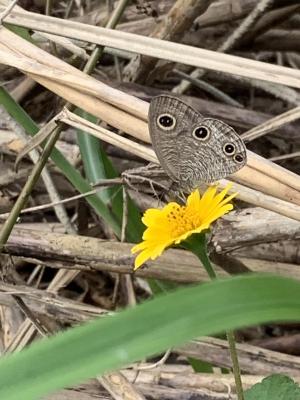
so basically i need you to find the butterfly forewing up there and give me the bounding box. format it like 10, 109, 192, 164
148, 95, 247, 188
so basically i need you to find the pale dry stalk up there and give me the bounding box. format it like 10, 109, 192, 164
123, 0, 214, 83
1, 18, 300, 220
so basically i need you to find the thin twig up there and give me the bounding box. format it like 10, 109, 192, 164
11, 296, 50, 337
225, 74, 300, 106
64, 0, 74, 19
123, 0, 214, 82
241, 105, 300, 142
173, 0, 275, 94
0, 105, 75, 233
121, 187, 136, 307
173, 68, 243, 108
45, 0, 57, 55
121, 186, 129, 243
270, 151, 300, 162
0, 0, 18, 23
0, 179, 121, 220
219, 0, 274, 53
0, 130, 61, 252
0, 125, 63, 340
134, 349, 171, 370
83, 0, 132, 72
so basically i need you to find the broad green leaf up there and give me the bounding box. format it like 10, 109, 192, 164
245, 374, 300, 400
0, 274, 299, 400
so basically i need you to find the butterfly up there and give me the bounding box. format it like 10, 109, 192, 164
148, 95, 247, 189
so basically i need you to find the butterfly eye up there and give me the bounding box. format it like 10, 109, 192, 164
193, 126, 210, 141
157, 114, 176, 130
223, 143, 236, 156
234, 154, 244, 163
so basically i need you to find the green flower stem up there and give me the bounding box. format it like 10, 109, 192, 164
183, 233, 244, 400
185, 234, 217, 280
226, 330, 244, 399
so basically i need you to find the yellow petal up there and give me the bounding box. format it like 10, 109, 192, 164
131, 241, 148, 254
134, 249, 152, 270
133, 241, 172, 270
200, 187, 236, 220
142, 208, 163, 226
187, 189, 201, 208
196, 186, 218, 219
131, 183, 236, 269
204, 183, 233, 210
217, 192, 237, 208
149, 242, 172, 259
204, 204, 233, 224
143, 231, 171, 243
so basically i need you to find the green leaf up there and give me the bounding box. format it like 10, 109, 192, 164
5, 24, 34, 43
0, 274, 299, 400
245, 374, 300, 400
76, 110, 143, 242
0, 88, 121, 236
188, 357, 213, 373
76, 111, 112, 204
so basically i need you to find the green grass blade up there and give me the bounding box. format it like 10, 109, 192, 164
0, 87, 121, 235
4, 24, 34, 43
76, 111, 143, 242
0, 87, 38, 134
188, 357, 213, 373
76, 111, 112, 204
0, 274, 299, 400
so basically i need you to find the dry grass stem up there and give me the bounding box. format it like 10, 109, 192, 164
59, 111, 300, 221
98, 373, 146, 400
1, 24, 299, 219
175, 337, 300, 378
2, 8, 300, 88
123, 0, 214, 82
270, 151, 300, 162
242, 106, 300, 142
173, 0, 275, 93
4, 227, 300, 283
0, 0, 299, 395
60, 109, 156, 162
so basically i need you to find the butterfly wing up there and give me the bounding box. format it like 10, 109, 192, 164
148, 95, 247, 187
149, 95, 201, 183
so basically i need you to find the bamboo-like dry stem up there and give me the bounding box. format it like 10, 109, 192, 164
1, 25, 300, 221
123, 0, 214, 82
242, 106, 300, 142
2, 8, 300, 89
58, 111, 300, 221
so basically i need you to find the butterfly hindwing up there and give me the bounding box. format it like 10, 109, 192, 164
148, 95, 247, 188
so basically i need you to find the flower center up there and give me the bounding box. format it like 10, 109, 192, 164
166, 204, 200, 238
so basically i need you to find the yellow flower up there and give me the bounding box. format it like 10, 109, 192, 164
131, 184, 237, 270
